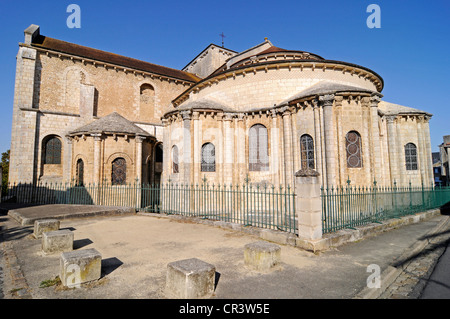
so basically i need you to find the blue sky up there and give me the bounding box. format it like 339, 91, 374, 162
0, 0, 449, 155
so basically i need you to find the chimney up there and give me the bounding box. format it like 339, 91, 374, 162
24, 24, 40, 45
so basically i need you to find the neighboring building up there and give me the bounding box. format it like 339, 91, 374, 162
9, 25, 435, 190
438, 135, 450, 186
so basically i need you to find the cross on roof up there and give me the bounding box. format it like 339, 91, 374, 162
219, 32, 225, 47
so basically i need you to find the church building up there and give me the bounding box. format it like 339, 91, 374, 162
8, 25, 434, 189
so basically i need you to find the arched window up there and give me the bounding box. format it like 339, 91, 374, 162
111, 157, 126, 185
172, 145, 179, 174
201, 143, 215, 172
76, 159, 84, 186
405, 143, 418, 170
44, 136, 62, 164
346, 131, 362, 168
249, 124, 269, 171
300, 134, 315, 169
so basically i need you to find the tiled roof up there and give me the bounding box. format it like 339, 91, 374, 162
30, 35, 201, 83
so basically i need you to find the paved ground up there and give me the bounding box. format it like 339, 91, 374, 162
1, 203, 450, 302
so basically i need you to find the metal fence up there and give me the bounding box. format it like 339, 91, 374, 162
321, 183, 450, 234
3, 181, 297, 233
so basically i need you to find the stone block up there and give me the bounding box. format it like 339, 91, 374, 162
166, 258, 216, 299
34, 219, 60, 239
244, 241, 281, 271
41, 229, 73, 255
60, 248, 102, 287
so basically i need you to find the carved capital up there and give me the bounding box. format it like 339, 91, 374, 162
370, 94, 382, 107
90, 133, 102, 141
135, 135, 146, 143
385, 115, 397, 124
319, 94, 335, 107
181, 110, 191, 120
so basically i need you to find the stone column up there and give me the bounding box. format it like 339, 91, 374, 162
161, 118, 170, 183
223, 113, 234, 185
295, 168, 322, 241
386, 116, 398, 186
181, 110, 192, 185
319, 94, 336, 188
91, 133, 102, 185
334, 96, 345, 186
192, 111, 200, 185
423, 116, 434, 187
235, 114, 245, 183
282, 107, 294, 186
135, 135, 145, 183
270, 109, 280, 186
370, 95, 383, 185
313, 100, 325, 186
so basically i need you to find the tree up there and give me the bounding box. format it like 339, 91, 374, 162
1, 149, 9, 193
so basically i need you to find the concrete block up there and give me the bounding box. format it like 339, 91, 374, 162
60, 248, 102, 287
41, 229, 73, 255
33, 219, 60, 239
244, 241, 281, 271
166, 258, 216, 299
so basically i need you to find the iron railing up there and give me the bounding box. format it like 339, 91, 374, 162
3, 181, 297, 233
321, 182, 450, 234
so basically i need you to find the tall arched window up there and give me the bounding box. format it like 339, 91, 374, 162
111, 157, 126, 185
201, 143, 215, 172
405, 143, 418, 170
172, 145, 179, 174
44, 136, 62, 164
300, 134, 315, 169
76, 159, 84, 186
249, 124, 269, 171
346, 131, 362, 168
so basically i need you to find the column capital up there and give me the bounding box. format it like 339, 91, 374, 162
385, 115, 397, 124
223, 112, 234, 121
135, 135, 146, 143
181, 110, 192, 120
370, 94, 382, 107
192, 111, 200, 120
90, 133, 102, 141
319, 94, 335, 107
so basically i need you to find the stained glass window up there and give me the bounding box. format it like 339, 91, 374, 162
405, 143, 418, 170
346, 131, 362, 168
249, 124, 269, 171
300, 134, 315, 169
112, 157, 126, 185
201, 143, 215, 172
44, 137, 62, 164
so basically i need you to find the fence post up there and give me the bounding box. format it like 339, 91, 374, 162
294, 168, 322, 240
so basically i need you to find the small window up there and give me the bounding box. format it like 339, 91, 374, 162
172, 145, 179, 174
300, 134, 315, 169
346, 131, 362, 168
201, 143, 215, 172
405, 143, 418, 170
249, 124, 269, 171
112, 157, 127, 185
44, 137, 62, 164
